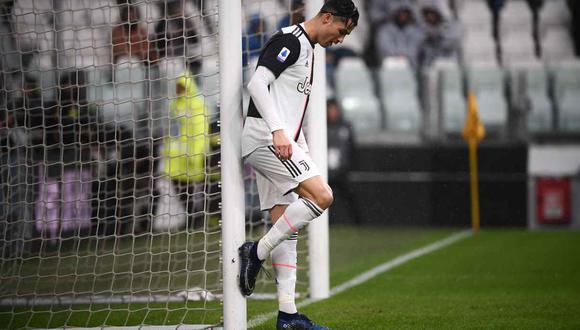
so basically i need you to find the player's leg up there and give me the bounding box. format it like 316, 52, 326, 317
255, 165, 331, 260
240, 144, 331, 296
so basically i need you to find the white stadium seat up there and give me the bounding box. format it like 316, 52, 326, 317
440, 65, 466, 133
334, 57, 382, 133
501, 33, 537, 66
553, 61, 580, 131
466, 64, 508, 132
539, 0, 571, 33
379, 58, 421, 131
462, 31, 498, 66
508, 62, 553, 133
541, 29, 576, 64
458, 1, 492, 29
499, 0, 533, 35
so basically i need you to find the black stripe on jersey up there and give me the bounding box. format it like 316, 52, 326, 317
296, 24, 315, 48
293, 25, 303, 38
291, 26, 300, 36
301, 198, 323, 217
287, 159, 302, 176
294, 54, 315, 141
268, 146, 298, 178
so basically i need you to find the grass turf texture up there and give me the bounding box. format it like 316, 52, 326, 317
251, 229, 580, 329
2, 227, 579, 329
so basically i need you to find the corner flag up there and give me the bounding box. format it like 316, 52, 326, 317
462, 92, 485, 233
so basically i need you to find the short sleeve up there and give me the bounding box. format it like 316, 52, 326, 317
257, 33, 301, 78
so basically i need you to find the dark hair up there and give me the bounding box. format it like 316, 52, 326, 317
320, 0, 359, 27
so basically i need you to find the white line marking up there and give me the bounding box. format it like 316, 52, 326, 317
248, 230, 471, 328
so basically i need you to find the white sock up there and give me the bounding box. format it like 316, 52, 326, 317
271, 236, 298, 314
257, 198, 322, 260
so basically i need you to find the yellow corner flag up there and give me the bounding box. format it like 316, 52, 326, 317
462, 92, 485, 233
462, 92, 485, 142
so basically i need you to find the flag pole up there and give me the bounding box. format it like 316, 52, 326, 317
463, 92, 485, 233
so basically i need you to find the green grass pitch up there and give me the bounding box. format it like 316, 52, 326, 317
1, 227, 579, 329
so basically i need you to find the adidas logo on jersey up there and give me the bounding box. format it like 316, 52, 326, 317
296, 77, 311, 95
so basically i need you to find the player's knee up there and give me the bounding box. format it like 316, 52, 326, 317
315, 188, 333, 210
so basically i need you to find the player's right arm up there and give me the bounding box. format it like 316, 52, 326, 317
247, 32, 300, 160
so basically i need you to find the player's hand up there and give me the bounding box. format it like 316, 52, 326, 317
272, 130, 292, 160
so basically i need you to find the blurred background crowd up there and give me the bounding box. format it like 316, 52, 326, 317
0, 0, 579, 255
243, 0, 580, 142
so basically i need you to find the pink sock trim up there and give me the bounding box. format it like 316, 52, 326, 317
282, 214, 298, 233
272, 263, 297, 269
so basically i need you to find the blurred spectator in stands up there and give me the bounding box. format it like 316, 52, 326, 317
375, 0, 424, 68
487, 0, 505, 41
112, 4, 157, 64
418, 0, 460, 68
242, 14, 267, 67
368, 0, 394, 29
568, 0, 580, 56
327, 99, 362, 224
158, 71, 209, 230
277, 0, 306, 29
154, 0, 201, 74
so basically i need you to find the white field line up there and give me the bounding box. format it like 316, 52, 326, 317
248, 230, 472, 329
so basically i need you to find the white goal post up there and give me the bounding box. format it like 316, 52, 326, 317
220, 0, 329, 327
0, 0, 328, 328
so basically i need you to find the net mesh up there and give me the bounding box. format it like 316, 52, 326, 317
0, 0, 221, 328
0, 0, 308, 328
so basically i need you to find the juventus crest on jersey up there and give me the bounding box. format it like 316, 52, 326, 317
242, 23, 316, 157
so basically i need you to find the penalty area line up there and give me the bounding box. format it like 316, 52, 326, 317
248, 230, 472, 328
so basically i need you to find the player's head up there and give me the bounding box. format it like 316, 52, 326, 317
317, 0, 358, 48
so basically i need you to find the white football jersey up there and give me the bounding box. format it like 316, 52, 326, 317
242, 23, 315, 157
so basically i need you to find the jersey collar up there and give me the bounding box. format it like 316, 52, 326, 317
297, 23, 315, 49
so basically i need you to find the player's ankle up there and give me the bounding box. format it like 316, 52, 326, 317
278, 310, 298, 317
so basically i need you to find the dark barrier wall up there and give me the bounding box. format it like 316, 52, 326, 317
330, 143, 528, 227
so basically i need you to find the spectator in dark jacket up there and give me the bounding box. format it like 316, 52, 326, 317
327, 99, 362, 224
375, 0, 425, 67
418, 0, 461, 68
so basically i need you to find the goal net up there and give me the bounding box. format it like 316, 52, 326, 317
0, 0, 313, 328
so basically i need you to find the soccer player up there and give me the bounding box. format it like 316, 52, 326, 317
239, 1, 359, 329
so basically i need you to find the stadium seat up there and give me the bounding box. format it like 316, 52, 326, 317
439, 64, 466, 134
334, 57, 382, 133
539, 0, 571, 33
541, 29, 576, 64
552, 61, 580, 132
379, 58, 421, 131
509, 62, 553, 133
501, 33, 537, 66
340, 96, 383, 133
499, 0, 533, 35
457, 1, 493, 29
334, 57, 375, 98
461, 30, 498, 66
465, 64, 508, 133
421, 58, 461, 139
